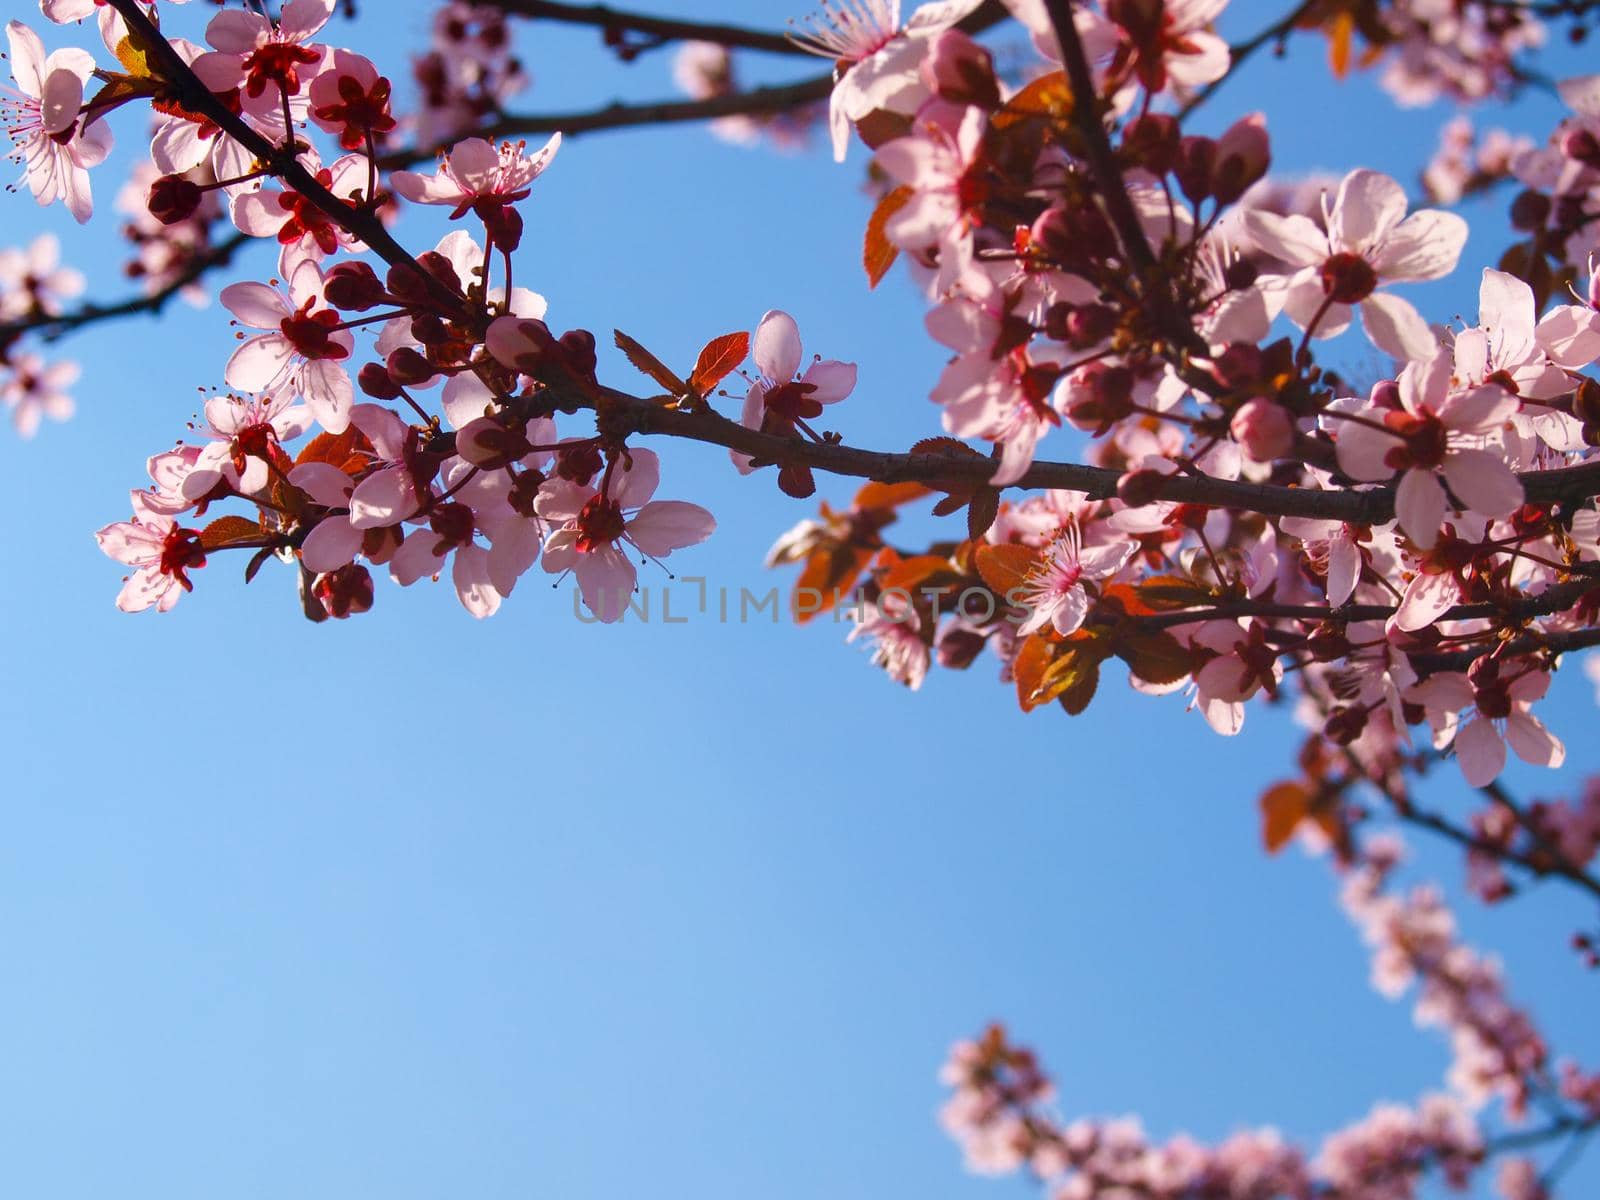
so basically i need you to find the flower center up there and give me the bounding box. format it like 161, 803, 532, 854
1319, 252, 1379, 304
574, 493, 627, 552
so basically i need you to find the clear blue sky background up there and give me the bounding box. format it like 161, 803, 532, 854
0, 2, 1595, 1197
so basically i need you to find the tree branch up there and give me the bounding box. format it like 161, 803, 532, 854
379, 73, 833, 170
481, 0, 818, 55
0, 230, 250, 348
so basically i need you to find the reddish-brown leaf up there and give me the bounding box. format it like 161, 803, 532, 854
793, 545, 873, 624
1260, 781, 1312, 854
1138, 575, 1213, 611
614, 329, 687, 396
865, 186, 913, 289
1117, 632, 1196, 686
878, 554, 956, 595
688, 331, 749, 397
1013, 635, 1054, 713
295, 428, 368, 476
974, 542, 1037, 600
853, 480, 931, 511
200, 515, 265, 550
1035, 642, 1101, 715
910, 435, 984, 458
967, 488, 1001, 541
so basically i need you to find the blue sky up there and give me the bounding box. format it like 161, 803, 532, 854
0, 1, 1596, 1197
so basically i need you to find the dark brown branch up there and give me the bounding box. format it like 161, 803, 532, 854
0, 231, 250, 347
1042, 0, 1158, 276
1116, 578, 1599, 633
590, 386, 1600, 522
379, 73, 833, 170
482, 0, 817, 55
1480, 779, 1600, 903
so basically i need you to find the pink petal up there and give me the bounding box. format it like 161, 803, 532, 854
451, 543, 502, 618
1442, 448, 1523, 519
626, 500, 716, 556
608, 448, 660, 509
1361, 292, 1436, 361
1330, 170, 1408, 250
300, 516, 363, 572
1239, 211, 1326, 267
575, 544, 637, 623
800, 359, 857, 404
1391, 569, 1458, 632
753, 310, 803, 382
1370, 210, 1468, 281
224, 333, 294, 391
39, 68, 82, 136
1454, 718, 1506, 787
1395, 468, 1446, 549
1505, 710, 1565, 769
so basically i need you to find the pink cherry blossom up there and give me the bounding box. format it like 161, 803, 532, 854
1409, 667, 1565, 787
789, 0, 986, 161
2, 352, 76, 438
181, 390, 311, 500
2, 20, 111, 223
391, 133, 561, 214
0, 233, 84, 319
192, 0, 334, 118
1012, 522, 1135, 636
734, 309, 856, 473
1331, 352, 1523, 549
848, 596, 931, 689
1242, 169, 1466, 361
220, 254, 354, 432
537, 449, 715, 622
94, 509, 207, 613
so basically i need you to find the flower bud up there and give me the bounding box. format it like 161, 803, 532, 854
386, 346, 436, 386
1509, 189, 1550, 232
313, 562, 374, 619
358, 361, 402, 399
323, 261, 388, 311
148, 174, 203, 225
936, 624, 988, 670
1230, 397, 1295, 461
1324, 705, 1368, 745
1121, 114, 1180, 176
1116, 467, 1166, 508
920, 30, 1000, 109
1174, 137, 1216, 205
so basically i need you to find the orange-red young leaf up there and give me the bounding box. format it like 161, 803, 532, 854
1327, 11, 1354, 78
865, 186, 913, 289
1013, 635, 1054, 712
1260, 781, 1313, 853
614, 330, 688, 396
1036, 643, 1101, 715
992, 71, 1072, 130
879, 554, 958, 595
793, 545, 873, 624
853, 480, 931, 511
295, 428, 368, 477
975, 542, 1037, 599
688, 331, 749, 397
